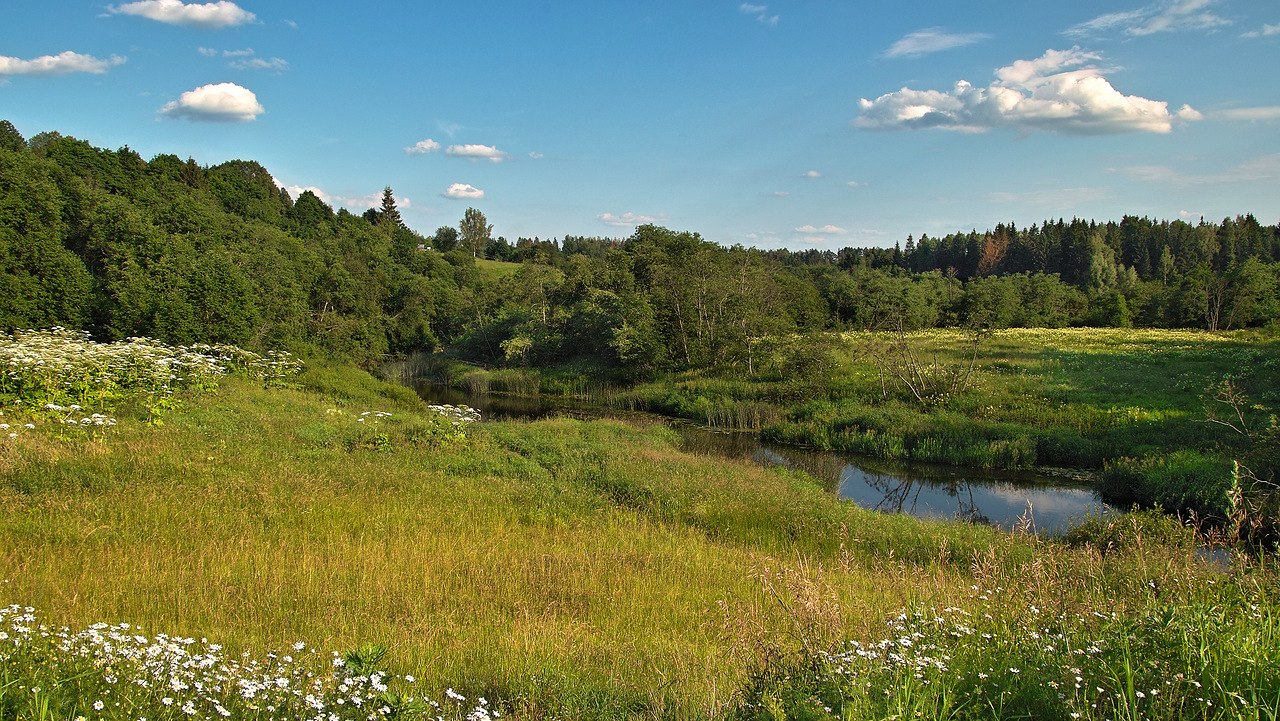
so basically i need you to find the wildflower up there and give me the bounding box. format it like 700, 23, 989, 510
94, 700, 105, 711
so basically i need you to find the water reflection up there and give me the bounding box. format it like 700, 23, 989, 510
410, 381, 1112, 534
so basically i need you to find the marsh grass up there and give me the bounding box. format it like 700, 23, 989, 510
1, 362, 1015, 718
1, 347, 1276, 719
606, 329, 1278, 520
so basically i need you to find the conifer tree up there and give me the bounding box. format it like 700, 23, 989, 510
378, 186, 403, 228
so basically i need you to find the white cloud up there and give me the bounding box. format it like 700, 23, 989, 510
339, 191, 410, 210
599, 211, 665, 227
1114, 154, 1280, 185
794, 224, 846, 234
446, 144, 509, 162
771, 191, 791, 197
195, 47, 285, 71
856, 47, 1195, 135
159, 82, 264, 121
0, 51, 125, 76
804, 169, 821, 178
283, 185, 411, 211
108, 0, 256, 28
846, 180, 863, 188
883, 28, 992, 58
1241, 23, 1280, 38
285, 185, 332, 204
1212, 106, 1280, 121
1066, 0, 1230, 37
443, 183, 485, 200
528, 151, 544, 160
231, 57, 288, 72
738, 3, 778, 26
405, 138, 441, 155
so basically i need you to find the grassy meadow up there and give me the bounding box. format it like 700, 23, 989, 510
590, 328, 1279, 526
1, 330, 1278, 720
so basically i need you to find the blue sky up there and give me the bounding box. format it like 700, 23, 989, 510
3, 1, 1278, 248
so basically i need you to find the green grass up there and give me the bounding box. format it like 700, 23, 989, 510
475, 258, 523, 279
599, 328, 1279, 524
1, 354, 1277, 719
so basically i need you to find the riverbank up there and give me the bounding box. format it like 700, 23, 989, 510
408, 378, 1112, 534
407, 327, 1280, 534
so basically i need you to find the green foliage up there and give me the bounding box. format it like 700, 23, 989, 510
1062, 508, 1197, 553
1100, 451, 1236, 519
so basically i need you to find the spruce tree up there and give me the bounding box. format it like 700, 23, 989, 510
378, 186, 403, 228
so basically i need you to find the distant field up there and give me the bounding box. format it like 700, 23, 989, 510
475, 257, 522, 278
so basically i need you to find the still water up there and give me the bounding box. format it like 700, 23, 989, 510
413, 381, 1113, 535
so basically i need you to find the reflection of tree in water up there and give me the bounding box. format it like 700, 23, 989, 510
772, 448, 849, 493
862, 468, 994, 526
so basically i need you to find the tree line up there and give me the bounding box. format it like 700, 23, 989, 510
2, 121, 1278, 380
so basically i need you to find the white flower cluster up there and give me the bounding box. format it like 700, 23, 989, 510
0, 604, 495, 721
0, 328, 302, 408
427, 404, 481, 427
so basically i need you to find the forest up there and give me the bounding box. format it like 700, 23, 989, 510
3, 120, 1279, 381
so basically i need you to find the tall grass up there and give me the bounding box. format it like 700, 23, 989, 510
1, 335, 1276, 719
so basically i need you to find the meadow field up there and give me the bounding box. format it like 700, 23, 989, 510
1, 330, 1277, 720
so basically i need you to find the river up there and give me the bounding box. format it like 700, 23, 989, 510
412, 381, 1113, 535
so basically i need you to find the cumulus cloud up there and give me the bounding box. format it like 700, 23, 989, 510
341, 190, 410, 210
739, 3, 779, 26
445, 144, 509, 162
883, 28, 991, 58
443, 183, 485, 200
794, 224, 846, 234
804, 169, 821, 178
846, 181, 863, 188
404, 139, 441, 155
1066, 0, 1230, 37
281, 184, 411, 211
108, 0, 256, 28
159, 82, 264, 121
771, 191, 791, 197
855, 47, 1196, 135
0, 51, 126, 76
599, 212, 665, 227
284, 184, 332, 204
528, 151, 544, 160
